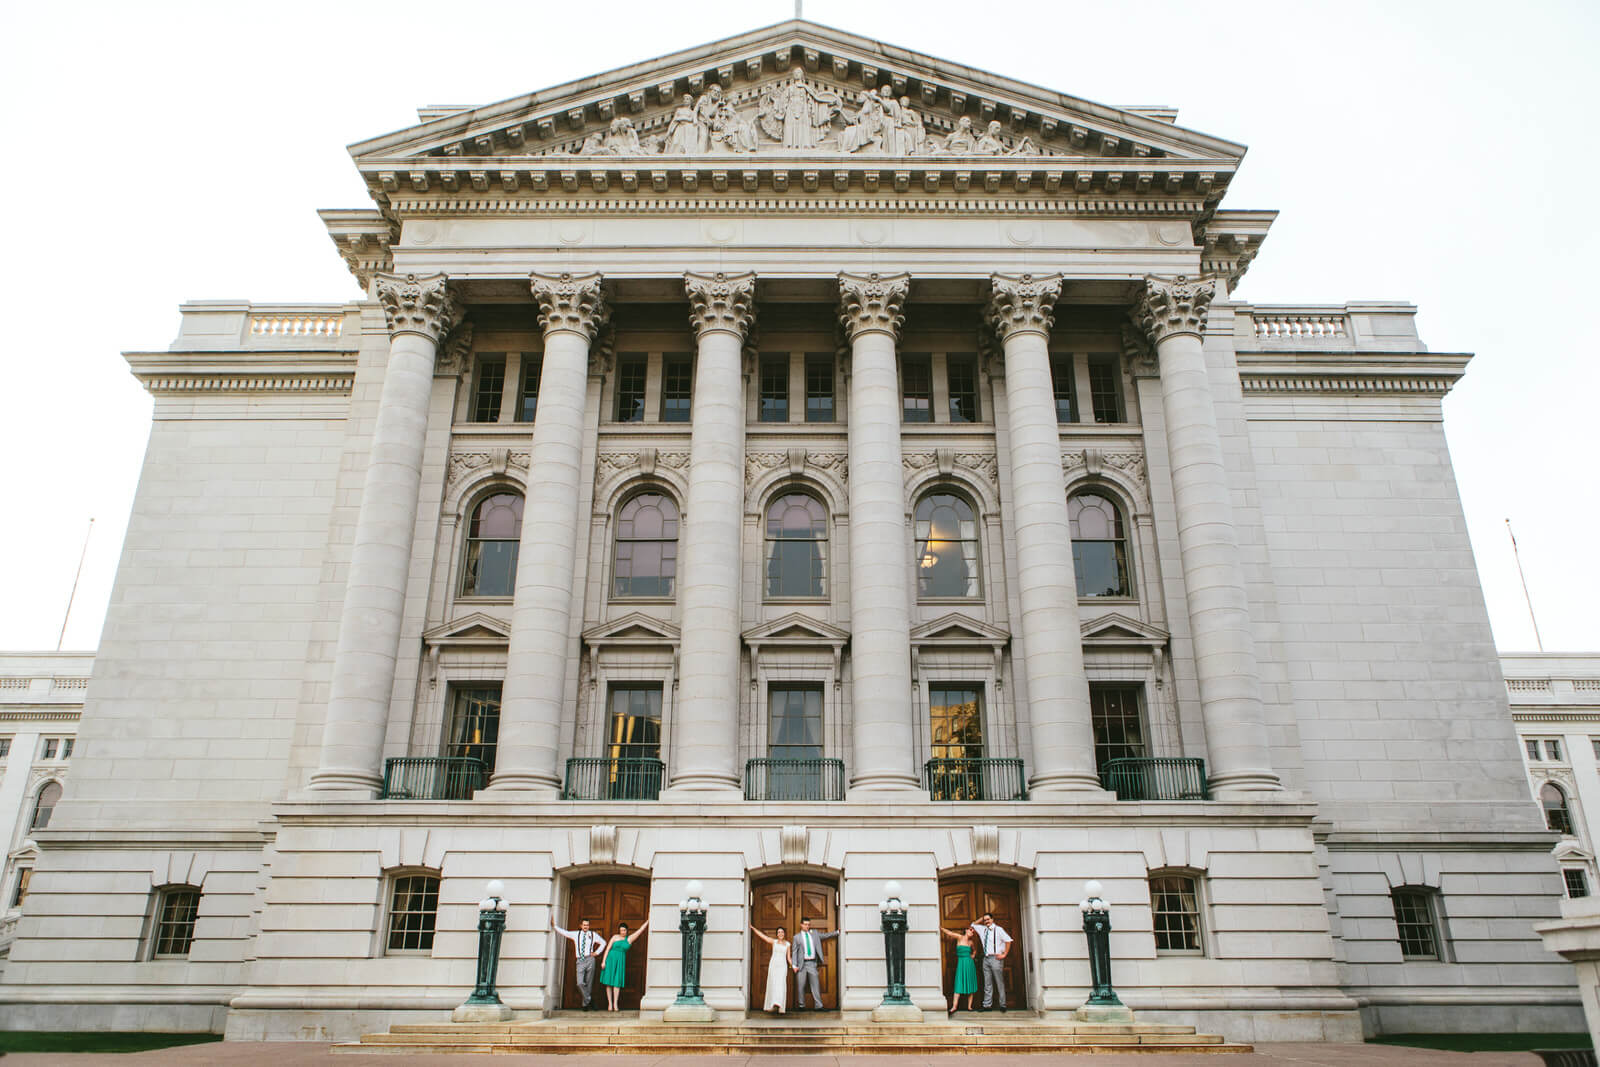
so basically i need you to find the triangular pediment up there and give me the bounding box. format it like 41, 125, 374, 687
743, 612, 850, 646
1080, 612, 1170, 647
351, 22, 1244, 173
583, 611, 680, 645
423, 612, 510, 646
910, 612, 1010, 647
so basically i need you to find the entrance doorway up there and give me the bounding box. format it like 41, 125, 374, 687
749, 874, 839, 1011
562, 874, 651, 1010
938, 874, 1026, 1008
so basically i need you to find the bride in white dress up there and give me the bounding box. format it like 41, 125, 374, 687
749, 923, 792, 1014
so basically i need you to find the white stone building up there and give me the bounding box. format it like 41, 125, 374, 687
0, 21, 1577, 1043
0, 652, 89, 970
1505, 653, 1600, 900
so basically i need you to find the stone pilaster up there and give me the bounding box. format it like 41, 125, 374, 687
489, 272, 609, 794
838, 272, 921, 792
668, 272, 756, 795
985, 273, 1103, 794
310, 272, 457, 793
1133, 274, 1280, 796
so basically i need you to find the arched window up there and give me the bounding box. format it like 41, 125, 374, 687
765, 492, 828, 598
613, 491, 679, 598
461, 491, 523, 597
385, 871, 441, 954
914, 491, 980, 599
29, 781, 61, 830
1148, 871, 1204, 954
1069, 491, 1132, 598
1543, 782, 1575, 835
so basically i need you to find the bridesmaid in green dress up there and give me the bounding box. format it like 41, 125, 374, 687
941, 926, 979, 1015
599, 918, 650, 1011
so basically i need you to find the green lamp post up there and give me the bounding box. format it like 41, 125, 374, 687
453, 880, 513, 1022
1075, 880, 1133, 1023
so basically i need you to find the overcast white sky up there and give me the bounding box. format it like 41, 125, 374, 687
0, 0, 1595, 653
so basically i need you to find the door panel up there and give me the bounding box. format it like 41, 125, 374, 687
938, 875, 1026, 1008
749, 876, 839, 1010
562, 875, 651, 1010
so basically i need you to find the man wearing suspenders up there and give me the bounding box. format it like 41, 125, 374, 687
552, 916, 607, 1010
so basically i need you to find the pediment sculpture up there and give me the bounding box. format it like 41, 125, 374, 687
573, 67, 1043, 158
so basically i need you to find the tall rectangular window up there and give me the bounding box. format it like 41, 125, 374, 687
1548, 739, 1565, 761
0, 737, 11, 759
1051, 355, 1077, 423
1391, 889, 1441, 960
516, 354, 542, 422
386, 874, 440, 953
615, 355, 647, 422
1526, 739, 1542, 761
152, 887, 201, 958
472, 355, 506, 422
902, 354, 932, 423
61, 738, 73, 759
759, 355, 789, 422
805, 355, 835, 422
1150, 874, 1204, 954
11, 867, 30, 909
1087, 353, 1124, 423
768, 685, 824, 762
929, 685, 984, 761
947, 355, 979, 422
660, 354, 693, 422
1565, 869, 1590, 899
608, 684, 663, 762
446, 684, 501, 774
42, 738, 57, 759
1090, 684, 1146, 771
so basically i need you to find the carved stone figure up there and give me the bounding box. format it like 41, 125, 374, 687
578, 132, 606, 156
939, 116, 977, 154
665, 94, 703, 154
895, 96, 926, 155
840, 88, 887, 153
605, 116, 641, 154
760, 68, 840, 149
975, 120, 1008, 155
694, 86, 759, 153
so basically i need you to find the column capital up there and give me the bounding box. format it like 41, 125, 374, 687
684, 271, 757, 339
986, 272, 1063, 341
375, 272, 458, 344
1133, 273, 1216, 346
530, 271, 609, 341
837, 271, 909, 342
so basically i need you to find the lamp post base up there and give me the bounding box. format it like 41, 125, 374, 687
1074, 1002, 1135, 1024
663, 1000, 718, 1022
871, 1002, 924, 1022
452, 1001, 514, 1023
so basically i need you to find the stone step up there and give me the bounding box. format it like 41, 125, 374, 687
385, 1021, 1202, 1036
335, 1040, 1253, 1056
359, 1030, 1224, 1045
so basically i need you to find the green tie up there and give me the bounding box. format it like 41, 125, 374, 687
806, 932, 812, 957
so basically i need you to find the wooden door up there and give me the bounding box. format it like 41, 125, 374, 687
749, 876, 839, 1010
939, 876, 1026, 1008
562, 875, 651, 1010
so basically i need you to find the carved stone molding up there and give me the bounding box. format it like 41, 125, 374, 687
589, 824, 617, 865
1062, 448, 1147, 490
971, 825, 1000, 866
375, 272, 457, 344
780, 825, 810, 866
596, 450, 691, 486
837, 272, 909, 342
1121, 322, 1158, 379
985, 272, 1062, 341
903, 450, 998, 485
435, 321, 475, 379
448, 448, 531, 489
1133, 273, 1216, 346
746, 449, 848, 487
685, 271, 757, 338
530, 271, 609, 341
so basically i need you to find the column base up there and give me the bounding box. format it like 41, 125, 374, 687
1207, 770, 1284, 798
1027, 772, 1113, 798
305, 767, 381, 796
848, 774, 924, 794
659, 773, 743, 799
483, 771, 561, 798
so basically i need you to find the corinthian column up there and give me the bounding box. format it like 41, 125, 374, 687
986, 274, 1102, 794
838, 272, 920, 792
669, 272, 757, 795
311, 272, 456, 793
1134, 274, 1280, 796
489, 272, 609, 794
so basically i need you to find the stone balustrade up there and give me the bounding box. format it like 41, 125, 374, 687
169, 301, 361, 352
248, 312, 345, 339
1232, 302, 1423, 352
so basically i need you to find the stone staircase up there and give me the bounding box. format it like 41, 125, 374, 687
334, 1014, 1253, 1055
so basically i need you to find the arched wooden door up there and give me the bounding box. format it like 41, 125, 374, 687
939, 875, 1026, 1008
749, 875, 839, 1011
562, 875, 651, 1010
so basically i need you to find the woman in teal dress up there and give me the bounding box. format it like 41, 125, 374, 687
599, 918, 649, 1011
941, 926, 979, 1015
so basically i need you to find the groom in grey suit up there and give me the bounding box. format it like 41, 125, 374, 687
788, 918, 840, 1010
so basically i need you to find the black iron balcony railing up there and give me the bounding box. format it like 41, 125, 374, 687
923, 757, 1027, 801
1100, 757, 1210, 801
380, 756, 488, 800
744, 758, 846, 801
563, 757, 665, 801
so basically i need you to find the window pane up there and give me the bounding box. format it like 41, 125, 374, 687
1393, 891, 1439, 959
1527, 740, 1542, 761
614, 493, 679, 597
387, 875, 439, 953
0, 738, 10, 759
11, 867, 29, 908
1087, 353, 1124, 423
914, 493, 979, 598
947, 356, 979, 422
609, 685, 663, 761
1070, 494, 1131, 598
517, 354, 543, 422
472, 356, 506, 422
929, 686, 984, 761
1051, 355, 1077, 423
463, 493, 524, 597
1566, 869, 1590, 899
615, 356, 647, 422
661, 354, 693, 422
1543, 783, 1573, 834
805, 355, 835, 422
769, 685, 824, 759
902, 354, 932, 423
764, 493, 827, 598
1548, 740, 1564, 761
155, 888, 201, 957
31, 781, 61, 829
759, 356, 789, 422
1091, 684, 1146, 771
1151, 875, 1202, 953
42, 739, 57, 759
447, 685, 501, 774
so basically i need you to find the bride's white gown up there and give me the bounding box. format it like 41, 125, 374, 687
764, 939, 791, 1011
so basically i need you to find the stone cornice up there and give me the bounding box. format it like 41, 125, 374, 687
1235, 351, 1470, 398
684, 271, 757, 338
125, 352, 357, 398
530, 271, 609, 340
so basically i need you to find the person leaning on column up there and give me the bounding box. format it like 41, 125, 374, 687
551, 915, 607, 1011
969, 912, 1012, 1011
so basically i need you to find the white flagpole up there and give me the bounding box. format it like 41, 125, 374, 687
57, 517, 95, 651
1505, 518, 1544, 652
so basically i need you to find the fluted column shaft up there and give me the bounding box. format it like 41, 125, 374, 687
1136, 275, 1280, 796
490, 273, 609, 794
838, 273, 920, 792
312, 273, 456, 792
987, 274, 1102, 794
669, 272, 756, 793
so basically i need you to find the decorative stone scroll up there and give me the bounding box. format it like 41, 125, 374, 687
448, 448, 531, 489
1062, 448, 1148, 490
530, 271, 609, 340
780, 825, 811, 866
685, 271, 757, 338
375, 272, 457, 343
1133, 274, 1216, 346
596, 449, 691, 484
435, 321, 475, 379
985, 273, 1062, 341
745, 449, 848, 487
837, 272, 909, 341
903, 451, 998, 485
971, 825, 1000, 866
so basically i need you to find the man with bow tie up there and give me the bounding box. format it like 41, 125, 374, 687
788, 917, 841, 1011
552, 915, 608, 1010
